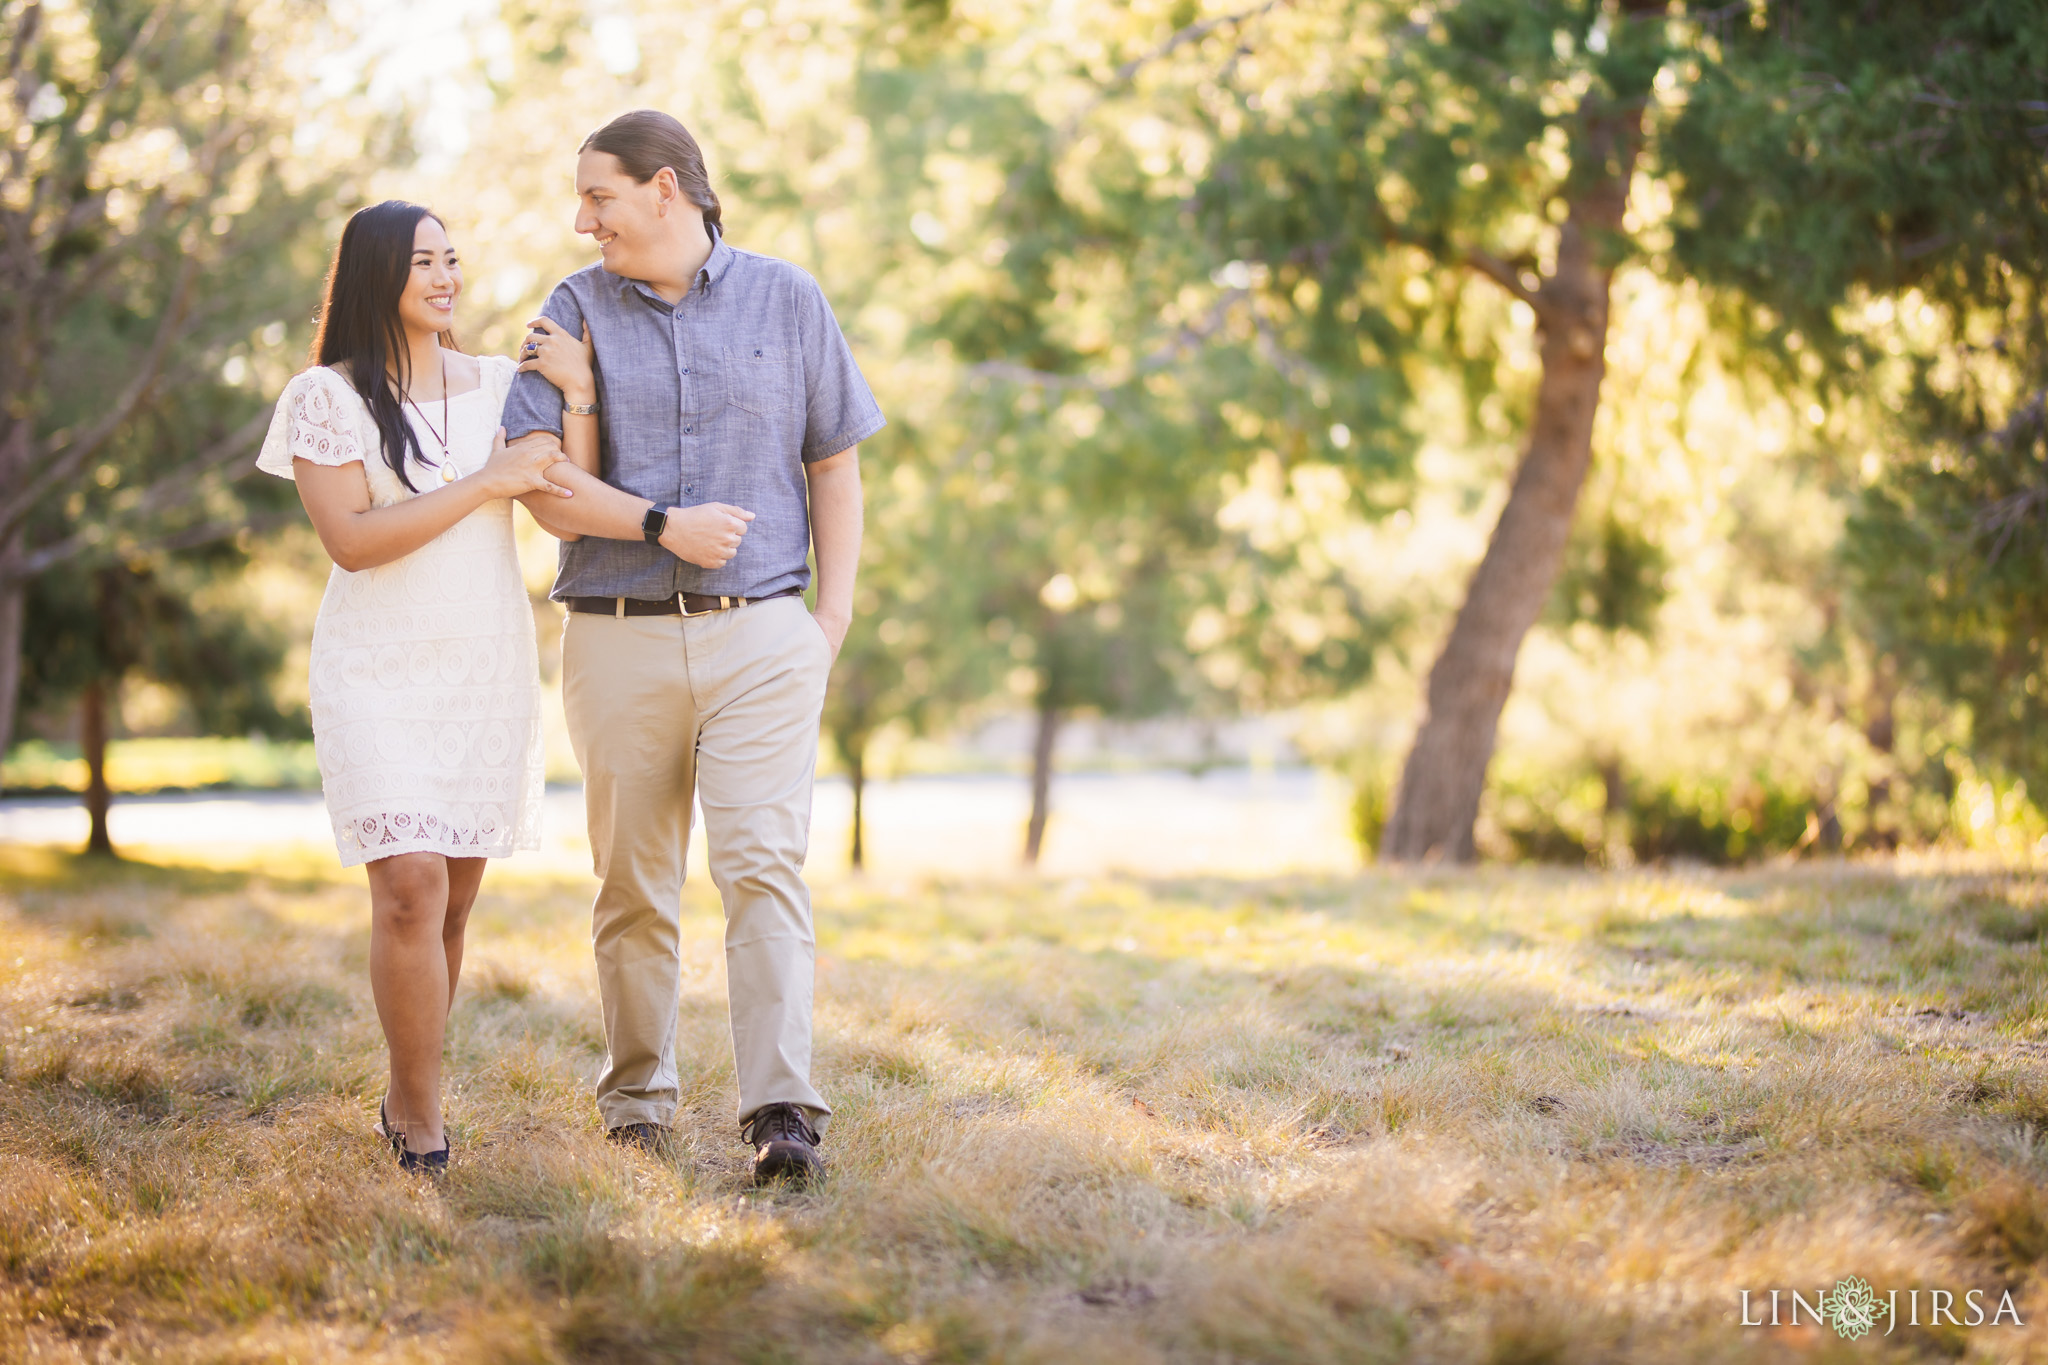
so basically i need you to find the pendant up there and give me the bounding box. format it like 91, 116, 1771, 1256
441, 464, 456, 484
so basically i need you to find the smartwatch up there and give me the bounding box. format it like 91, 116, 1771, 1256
642, 505, 669, 544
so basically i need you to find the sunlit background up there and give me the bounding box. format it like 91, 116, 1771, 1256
4, 0, 2044, 876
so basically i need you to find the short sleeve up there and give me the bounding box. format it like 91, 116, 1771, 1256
502, 282, 584, 440
479, 352, 519, 414
795, 276, 886, 462
255, 369, 366, 480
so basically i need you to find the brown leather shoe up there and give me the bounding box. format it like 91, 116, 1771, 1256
742, 1103, 823, 1186
606, 1122, 671, 1153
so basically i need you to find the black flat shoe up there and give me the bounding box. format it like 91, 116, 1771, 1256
397, 1142, 449, 1176
375, 1096, 403, 1157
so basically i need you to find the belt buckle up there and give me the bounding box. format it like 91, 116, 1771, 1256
679, 594, 743, 618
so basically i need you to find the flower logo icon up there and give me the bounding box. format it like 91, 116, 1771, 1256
1819, 1275, 1886, 1340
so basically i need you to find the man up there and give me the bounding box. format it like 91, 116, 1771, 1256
503, 109, 881, 1184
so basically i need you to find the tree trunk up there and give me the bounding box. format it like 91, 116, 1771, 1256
1380, 67, 1656, 863
0, 501, 26, 760
847, 744, 867, 872
82, 679, 115, 858
1862, 657, 1898, 849
1023, 698, 1059, 866
1598, 755, 1628, 861
0, 567, 22, 767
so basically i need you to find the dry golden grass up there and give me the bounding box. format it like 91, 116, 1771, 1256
3, 847, 2048, 1362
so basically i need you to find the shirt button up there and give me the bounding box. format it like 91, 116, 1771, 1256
684, 425, 694, 434
681, 367, 690, 374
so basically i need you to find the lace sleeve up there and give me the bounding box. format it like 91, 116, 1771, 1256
480, 353, 518, 416
254, 369, 366, 480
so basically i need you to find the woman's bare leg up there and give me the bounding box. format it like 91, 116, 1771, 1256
442, 857, 487, 1014
367, 852, 453, 1153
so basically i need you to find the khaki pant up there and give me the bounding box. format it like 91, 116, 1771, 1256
562, 594, 832, 1133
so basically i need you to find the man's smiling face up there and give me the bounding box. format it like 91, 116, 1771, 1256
574, 149, 674, 281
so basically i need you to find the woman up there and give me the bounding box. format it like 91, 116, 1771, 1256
255, 201, 594, 1172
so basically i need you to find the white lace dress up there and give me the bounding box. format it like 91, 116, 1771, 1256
255, 357, 544, 867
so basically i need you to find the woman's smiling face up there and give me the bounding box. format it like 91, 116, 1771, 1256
396, 215, 460, 336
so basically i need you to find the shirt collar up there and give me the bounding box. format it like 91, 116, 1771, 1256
699, 233, 735, 292
616, 233, 735, 308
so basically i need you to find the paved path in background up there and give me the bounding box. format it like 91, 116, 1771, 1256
0, 768, 1359, 880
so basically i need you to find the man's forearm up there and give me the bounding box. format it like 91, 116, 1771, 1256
806, 447, 863, 625
512, 450, 651, 540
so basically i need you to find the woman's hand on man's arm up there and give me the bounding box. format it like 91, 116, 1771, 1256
510, 437, 654, 543
507, 435, 757, 569
509, 431, 584, 540
296, 428, 570, 571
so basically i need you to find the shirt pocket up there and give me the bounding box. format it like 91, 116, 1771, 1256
724, 344, 801, 417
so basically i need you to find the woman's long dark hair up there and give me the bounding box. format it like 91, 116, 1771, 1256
308, 200, 459, 492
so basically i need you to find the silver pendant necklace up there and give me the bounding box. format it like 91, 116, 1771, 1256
405, 352, 455, 482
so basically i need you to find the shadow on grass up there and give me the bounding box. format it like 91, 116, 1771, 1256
0, 844, 333, 899
810, 864, 2048, 1152
6, 860, 2048, 1362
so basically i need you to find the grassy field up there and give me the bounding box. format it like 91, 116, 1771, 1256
2, 850, 2046, 1363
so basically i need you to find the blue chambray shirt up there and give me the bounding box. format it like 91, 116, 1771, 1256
501, 236, 886, 602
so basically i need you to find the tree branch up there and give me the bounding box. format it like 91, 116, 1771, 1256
970, 284, 1328, 397
69, 0, 178, 137
122, 405, 276, 514
0, 248, 201, 542
1062, 0, 1287, 141
1973, 389, 2048, 567
0, 14, 249, 542
1104, 0, 1290, 91
995, 1, 1292, 225
970, 290, 1249, 392
18, 407, 276, 576
1464, 247, 1547, 313
2, 1, 45, 194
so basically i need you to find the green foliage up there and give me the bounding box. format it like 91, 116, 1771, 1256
820, 440, 1000, 776
0, 0, 2031, 861
1489, 766, 1816, 866
1547, 511, 1669, 637
1623, 775, 1814, 865
1477, 747, 2048, 866
1, 737, 318, 794
1, 0, 357, 746
1663, 0, 2048, 367
17, 550, 302, 741
1350, 774, 1389, 859
1848, 389, 2048, 796
1657, 0, 2048, 828
1192, 0, 1673, 449
828, 6, 1408, 756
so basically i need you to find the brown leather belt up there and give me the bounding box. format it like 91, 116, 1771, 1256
565, 586, 802, 618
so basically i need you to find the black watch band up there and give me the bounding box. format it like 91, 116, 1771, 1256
642, 506, 668, 544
